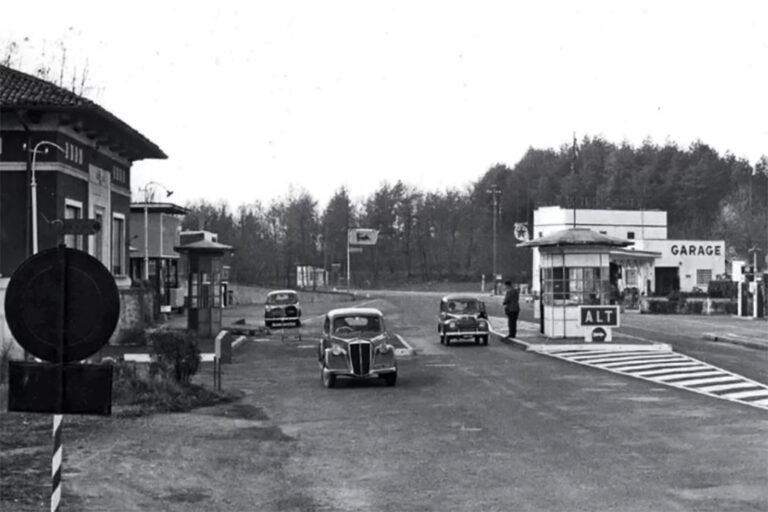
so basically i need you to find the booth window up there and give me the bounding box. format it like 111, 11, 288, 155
542, 267, 606, 305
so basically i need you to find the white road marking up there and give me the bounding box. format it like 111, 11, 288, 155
540, 347, 768, 411
425, 363, 457, 368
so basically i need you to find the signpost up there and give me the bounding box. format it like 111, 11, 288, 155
579, 305, 620, 342
3, 244, 119, 511
346, 228, 379, 291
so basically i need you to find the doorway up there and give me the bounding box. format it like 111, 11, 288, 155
655, 267, 680, 296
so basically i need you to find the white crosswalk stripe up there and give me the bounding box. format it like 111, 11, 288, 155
539, 348, 768, 411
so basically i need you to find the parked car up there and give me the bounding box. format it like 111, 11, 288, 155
317, 308, 397, 388
264, 289, 301, 328
437, 295, 489, 345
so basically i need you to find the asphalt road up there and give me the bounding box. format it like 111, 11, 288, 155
61, 291, 768, 511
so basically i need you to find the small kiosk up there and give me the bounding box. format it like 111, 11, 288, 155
518, 228, 631, 338
174, 239, 234, 338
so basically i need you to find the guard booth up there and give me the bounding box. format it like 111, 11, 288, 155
518, 228, 631, 338
174, 240, 234, 338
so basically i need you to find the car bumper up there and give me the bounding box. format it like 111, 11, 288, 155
445, 331, 488, 338
324, 366, 397, 379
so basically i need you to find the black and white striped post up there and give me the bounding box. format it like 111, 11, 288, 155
51, 413, 63, 512
52, 245, 66, 512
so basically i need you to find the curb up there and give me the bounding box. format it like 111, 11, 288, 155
703, 333, 768, 351
489, 326, 671, 352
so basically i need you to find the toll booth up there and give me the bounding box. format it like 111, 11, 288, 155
174, 240, 234, 338
518, 228, 632, 338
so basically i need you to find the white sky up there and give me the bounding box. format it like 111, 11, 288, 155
1, 1, 766, 208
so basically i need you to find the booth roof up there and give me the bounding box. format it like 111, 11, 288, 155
517, 228, 632, 248
174, 240, 234, 253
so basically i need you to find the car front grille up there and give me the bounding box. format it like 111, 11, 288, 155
349, 341, 372, 376
457, 318, 476, 331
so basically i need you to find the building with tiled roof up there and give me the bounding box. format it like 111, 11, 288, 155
0, 63, 167, 278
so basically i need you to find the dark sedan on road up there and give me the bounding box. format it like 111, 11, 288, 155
318, 307, 398, 388
264, 289, 301, 328
438, 295, 489, 345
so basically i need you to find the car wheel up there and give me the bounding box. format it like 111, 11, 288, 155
265, 321, 272, 329
321, 367, 336, 389
296, 319, 302, 328
474, 336, 481, 345
445, 336, 451, 346
383, 372, 397, 387
482, 335, 489, 346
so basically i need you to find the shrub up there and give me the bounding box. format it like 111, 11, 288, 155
708, 280, 737, 299
149, 329, 201, 384
111, 360, 232, 414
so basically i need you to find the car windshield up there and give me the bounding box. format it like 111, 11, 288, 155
446, 300, 478, 314
332, 315, 383, 336
267, 293, 297, 305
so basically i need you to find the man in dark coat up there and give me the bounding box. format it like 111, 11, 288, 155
502, 280, 520, 338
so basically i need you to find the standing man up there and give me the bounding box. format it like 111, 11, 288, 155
503, 280, 520, 338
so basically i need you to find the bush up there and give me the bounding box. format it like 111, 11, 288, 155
149, 329, 201, 384
708, 280, 737, 298
111, 360, 232, 414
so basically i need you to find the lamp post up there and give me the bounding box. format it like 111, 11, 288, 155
25, 141, 66, 254
137, 181, 173, 280
487, 185, 501, 292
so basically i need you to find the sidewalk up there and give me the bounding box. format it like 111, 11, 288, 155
488, 316, 671, 352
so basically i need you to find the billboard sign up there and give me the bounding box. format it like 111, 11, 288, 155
348, 228, 379, 246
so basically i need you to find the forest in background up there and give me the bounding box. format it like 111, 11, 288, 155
183, 137, 768, 288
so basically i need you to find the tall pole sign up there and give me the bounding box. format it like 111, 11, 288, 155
346, 229, 379, 291
4, 244, 119, 512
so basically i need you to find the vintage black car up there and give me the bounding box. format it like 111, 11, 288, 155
264, 289, 301, 328
318, 308, 397, 388
437, 295, 489, 345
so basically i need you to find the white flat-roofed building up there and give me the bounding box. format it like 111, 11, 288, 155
529, 206, 725, 296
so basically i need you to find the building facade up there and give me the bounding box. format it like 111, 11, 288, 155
129, 202, 188, 310
1, 64, 166, 351
0, 64, 166, 278
531, 206, 726, 296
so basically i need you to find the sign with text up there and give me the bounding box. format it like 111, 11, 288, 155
348, 228, 379, 246
579, 305, 620, 327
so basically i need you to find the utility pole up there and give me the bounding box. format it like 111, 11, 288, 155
487, 185, 501, 289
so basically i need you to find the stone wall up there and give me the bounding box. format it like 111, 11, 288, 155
108, 288, 155, 345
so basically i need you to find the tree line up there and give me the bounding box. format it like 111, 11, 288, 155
182, 137, 768, 288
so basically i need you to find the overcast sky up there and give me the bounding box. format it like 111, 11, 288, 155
1, 1, 766, 208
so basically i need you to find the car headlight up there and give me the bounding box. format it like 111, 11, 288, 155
377, 343, 393, 354
478, 320, 488, 330
331, 344, 346, 356
447, 320, 457, 330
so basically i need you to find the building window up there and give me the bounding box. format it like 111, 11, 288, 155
112, 214, 126, 275
627, 231, 635, 239
542, 266, 607, 306
599, 230, 607, 235
92, 206, 105, 263
64, 199, 83, 250
696, 269, 712, 287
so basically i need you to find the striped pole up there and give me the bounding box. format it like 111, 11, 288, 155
51, 413, 63, 512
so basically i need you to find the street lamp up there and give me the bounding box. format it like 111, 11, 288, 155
137, 181, 173, 280
487, 185, 502, 292
24, 141, 66, 254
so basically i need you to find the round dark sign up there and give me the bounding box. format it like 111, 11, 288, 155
591, 327, 608, 343
4, 247, 120, 363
